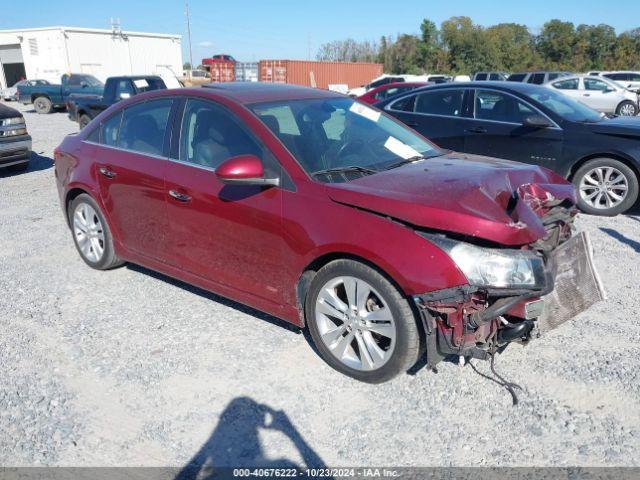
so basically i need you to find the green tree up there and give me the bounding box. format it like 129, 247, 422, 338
440, 16, 497, 74
486, 23, 538, 71
537, 20, 576, 68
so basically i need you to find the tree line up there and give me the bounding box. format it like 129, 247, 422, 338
316, 17, 640, 75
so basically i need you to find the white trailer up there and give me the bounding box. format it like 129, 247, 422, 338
0, 26, 183, 90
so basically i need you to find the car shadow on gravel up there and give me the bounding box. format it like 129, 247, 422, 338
0, 152, 53, 178
600, 227, 640, 253
126, 264, 303, 335
174, 397, 329, 479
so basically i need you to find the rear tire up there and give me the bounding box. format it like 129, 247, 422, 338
79, 114, 92, 130
573, 158, 639, 216
305, 259, 421, 383
616, 100, 638, 117
68, 194, 124, 270
33, 96, 53, 114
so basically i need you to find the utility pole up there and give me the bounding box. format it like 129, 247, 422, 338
185, 0, 194, 75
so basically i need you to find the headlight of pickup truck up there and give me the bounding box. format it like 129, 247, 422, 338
420, 232, 546, 289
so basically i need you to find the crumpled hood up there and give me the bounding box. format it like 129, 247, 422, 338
326, 153, 576, 246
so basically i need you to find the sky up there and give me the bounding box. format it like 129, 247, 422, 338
0, 1, 636, 65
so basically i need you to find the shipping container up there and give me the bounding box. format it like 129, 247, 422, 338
209, 61, 235, 83
259, 60, 383, 90
235, 62, 258, 82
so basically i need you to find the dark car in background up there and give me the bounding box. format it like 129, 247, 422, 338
67, 75, 166, 129
357, 82, 430, 105
472, 72, 509, 81
18, 73, 104, 114
2, 79, 50, 101
376, 81, 640, 216
0, 103, 31, 172
507, 71, 571, 84
54, 83, 602, 383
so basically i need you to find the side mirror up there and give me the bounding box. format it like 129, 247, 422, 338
523, 114, 552, 129
215, 155, 279, 187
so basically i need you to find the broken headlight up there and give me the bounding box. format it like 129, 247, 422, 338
420, 233, 546, 289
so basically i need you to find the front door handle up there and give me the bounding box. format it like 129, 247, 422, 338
169, 189, 192, 203
99, 166, 116, 179
583, 93, 591, 97
405, 121, 419, 127
466, 127, 487, 134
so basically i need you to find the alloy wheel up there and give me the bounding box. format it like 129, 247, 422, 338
314, 276, 396, 371
619, 103, 637, 116
579, 166, 629, 210
73, 203, 105, 262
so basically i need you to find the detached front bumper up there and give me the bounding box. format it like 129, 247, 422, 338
0, 135, 32, 168
412, 232, 605, 366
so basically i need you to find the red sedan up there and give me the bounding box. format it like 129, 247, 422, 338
54, 83, 601, 383
357, 82, 430, 105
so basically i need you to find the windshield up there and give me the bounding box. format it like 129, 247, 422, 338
250, 97, 439, 182
530, 88, 603, 123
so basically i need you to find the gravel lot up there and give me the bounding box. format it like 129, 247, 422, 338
1, 101, 639, 469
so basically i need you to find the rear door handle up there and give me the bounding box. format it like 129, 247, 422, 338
466, 127, 487, 134
99, 166, 116, 179
169, 189, 192, 203
405, 121, 419, 127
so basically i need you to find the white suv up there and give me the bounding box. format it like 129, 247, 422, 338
598, 71, 640, 90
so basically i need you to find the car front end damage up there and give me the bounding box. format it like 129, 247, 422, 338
413, 183, 606, 370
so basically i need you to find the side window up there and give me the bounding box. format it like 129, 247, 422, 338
489, 73, 502, 80
414, 89, 464, 116
552, 79, 579, 90
179, 99, 262, 169
630, 74, 640, 82
474, 90, 535, 124
389, 94, 416, 112
100, 111, 123, 147
68, 76, 82, 86
528, 73, 545, 85
119, 99, 172, 156
584, 78, 609, 91
115, 80, 135, 100
507, 73, 526, 82
476, 73, 488, 81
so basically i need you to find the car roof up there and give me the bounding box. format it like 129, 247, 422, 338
373, 81, 429, 89
198, 82, 344, 104
406, 81, 546, 94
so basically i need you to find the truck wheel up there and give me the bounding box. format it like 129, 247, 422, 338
33, 96, 53, 114
305, 259, 422, 383
79, 114, 92, 130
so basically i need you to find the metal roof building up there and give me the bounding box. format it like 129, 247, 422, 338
0, 26, 182, 89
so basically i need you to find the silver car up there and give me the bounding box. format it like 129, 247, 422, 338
545, 75, 639, 116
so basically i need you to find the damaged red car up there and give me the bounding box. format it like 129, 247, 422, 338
54, 84, 604, 383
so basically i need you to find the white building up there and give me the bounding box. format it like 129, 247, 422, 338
0, 26, 183, 89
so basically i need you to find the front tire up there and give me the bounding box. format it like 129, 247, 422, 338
33, 96, 53, 114
68, 194, 124, 270
305, 259, 421, 383
573, 158, 639, 215
616, 100, 638, 117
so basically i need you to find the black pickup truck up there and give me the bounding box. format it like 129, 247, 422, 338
67, 75, 166, 129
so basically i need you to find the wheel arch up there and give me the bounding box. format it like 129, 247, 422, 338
568, 152, 640, 184
31, 93, 51, 102
294, 251, 410, 327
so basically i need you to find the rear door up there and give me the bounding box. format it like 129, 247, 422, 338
92, 98, 174, 260
582, 77, 616, 113
384, 88, 468, 151
163, 97, 285, 303
463, 88, 563, 170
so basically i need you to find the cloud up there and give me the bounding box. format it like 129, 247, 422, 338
197, 41, 214, 48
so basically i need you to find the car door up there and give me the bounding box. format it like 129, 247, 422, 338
582, 78, 614, 112
463, 88, 563, 170
550, 78, 582, 102
384, 88, 468, 151
163, 97, 285, 304
92, 98, 173, 260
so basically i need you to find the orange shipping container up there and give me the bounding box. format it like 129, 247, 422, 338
209, 61, 236, 83
259, 60, 383, 90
